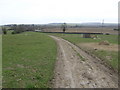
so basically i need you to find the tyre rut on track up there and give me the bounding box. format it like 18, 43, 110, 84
49, 35, 118, 88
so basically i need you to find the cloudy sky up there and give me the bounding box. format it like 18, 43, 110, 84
0, 0, 119, 25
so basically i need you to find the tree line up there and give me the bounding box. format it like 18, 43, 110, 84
2, 24, 45, 34
2, 23, 68, 34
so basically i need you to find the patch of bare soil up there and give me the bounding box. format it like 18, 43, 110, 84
78, 43, 118, 51
49, 35, 118, 88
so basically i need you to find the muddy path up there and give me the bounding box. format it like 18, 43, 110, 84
49, 35, 118, 88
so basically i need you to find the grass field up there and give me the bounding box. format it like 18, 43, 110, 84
49, 33, 118, 70
3, 32, 57, 88
50, 33, 118, 44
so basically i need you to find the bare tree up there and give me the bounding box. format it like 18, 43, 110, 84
62, 23, 67, 33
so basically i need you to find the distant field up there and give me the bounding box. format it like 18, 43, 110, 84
3, 32, 57, 88
49, 33, 118, 70
44, 27, 118, 35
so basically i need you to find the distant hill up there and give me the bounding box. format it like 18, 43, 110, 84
80, 22, 117, 27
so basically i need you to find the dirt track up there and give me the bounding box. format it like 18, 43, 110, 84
50, 35, 118, 88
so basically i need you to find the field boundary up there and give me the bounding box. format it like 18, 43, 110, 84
43, 32, 103, 34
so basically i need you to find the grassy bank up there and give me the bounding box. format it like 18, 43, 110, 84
3, 32, 57, 88
49, 33, 118, 69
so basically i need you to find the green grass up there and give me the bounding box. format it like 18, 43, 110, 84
3, 32, 57, 88
6, 30, 14, 35
77, 53, 85, 61
71, 46, 85, 61
92, 50, 118, 69
49, 33, 118, 70
49, 33, 118, 44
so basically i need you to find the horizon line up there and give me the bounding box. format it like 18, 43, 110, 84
0, 22, 118, 25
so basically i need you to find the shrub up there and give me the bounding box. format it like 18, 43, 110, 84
11, 31, 22, 34
2, 28, 7, 34
3, 30, 7, 34
11, 31, 15, 34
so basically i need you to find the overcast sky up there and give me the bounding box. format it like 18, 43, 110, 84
0, 0, 119, 25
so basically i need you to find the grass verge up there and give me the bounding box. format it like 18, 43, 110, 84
3, 32, 57, 88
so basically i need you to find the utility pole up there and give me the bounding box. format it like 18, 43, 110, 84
102, 19, 104, 28
101, 19, 104, 34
